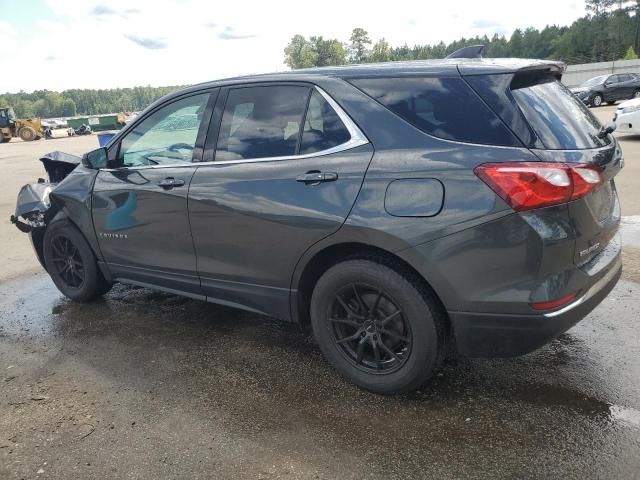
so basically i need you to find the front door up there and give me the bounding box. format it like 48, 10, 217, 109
188, 84, 373, 319
93, 92, 213, 296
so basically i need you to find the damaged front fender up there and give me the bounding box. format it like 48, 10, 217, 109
10, 182, 52, 232
10, 150, 100, 268
10, 150, 82, 233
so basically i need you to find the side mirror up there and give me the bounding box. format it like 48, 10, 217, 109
82, 147, 108, 169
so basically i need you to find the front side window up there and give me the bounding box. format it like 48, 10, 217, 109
118, 93, 210, 167
215, 86, 309, 161
299, 90, 351, 154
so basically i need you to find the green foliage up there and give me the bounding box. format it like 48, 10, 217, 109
623, 45, 638, 59
284, 5, 640, 68
1, 86, 182, 119
349, 28, 372, 63
284, 34, 346, 69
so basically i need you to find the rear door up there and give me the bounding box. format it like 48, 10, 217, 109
93, 91, 215, 296
606, 75, 623, 100
619, 73, 635, 98
188, 83, 372, 319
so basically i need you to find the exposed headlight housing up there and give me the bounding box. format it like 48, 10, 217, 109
42, 186, 53, 207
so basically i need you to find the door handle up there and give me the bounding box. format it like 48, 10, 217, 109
157, 177, 185, 189
296, 171, 338, 184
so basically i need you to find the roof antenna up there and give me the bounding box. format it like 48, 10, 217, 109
445, 45, 485, 59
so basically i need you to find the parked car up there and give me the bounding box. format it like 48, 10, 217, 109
571, 73, 640, 106
613, 97, 640, 134
11, 57, 622, 394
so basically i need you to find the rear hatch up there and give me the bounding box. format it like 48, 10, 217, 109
464, 67, 623, 268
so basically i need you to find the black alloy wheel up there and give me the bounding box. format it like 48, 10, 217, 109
43, 220, 112, 302
50, 234, 85, 288
329, 283, 412, 374
310, 259, 443, 394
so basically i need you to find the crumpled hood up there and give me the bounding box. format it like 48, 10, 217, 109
40, 151, 81, 183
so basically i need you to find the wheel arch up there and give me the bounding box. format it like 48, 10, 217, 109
38, 210, 111, 282
291, 242, 450, 337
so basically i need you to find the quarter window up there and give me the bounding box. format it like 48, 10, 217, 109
351, 76, 520, 146
118, 93, 210, 167
299, 90, 351, 154
215, 86, 310, 161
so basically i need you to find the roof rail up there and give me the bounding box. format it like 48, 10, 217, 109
445, 45, 485, 59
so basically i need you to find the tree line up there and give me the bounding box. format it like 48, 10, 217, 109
284, 0, 640, 68
5, 0, 640, 119
0, 86, 181, 119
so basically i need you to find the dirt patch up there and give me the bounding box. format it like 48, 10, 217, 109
622, 246, 640, 284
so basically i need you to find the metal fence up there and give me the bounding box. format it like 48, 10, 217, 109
563, 59, 640, 87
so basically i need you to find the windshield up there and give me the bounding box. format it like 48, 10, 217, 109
512, 74, 610, 150
580, 76, 608, 88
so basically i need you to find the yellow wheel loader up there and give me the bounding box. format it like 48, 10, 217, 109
0, 107, 49, 143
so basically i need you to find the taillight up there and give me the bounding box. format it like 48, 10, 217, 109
474, 162, 603, 212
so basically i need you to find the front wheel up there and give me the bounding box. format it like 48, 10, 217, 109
591, 93, 603, 107
633, 90, 640, 99
18, 126, 37, 141
43, 221, 112, 302
310, 259, 444, 394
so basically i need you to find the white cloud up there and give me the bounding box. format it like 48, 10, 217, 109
3, 0, 586, 92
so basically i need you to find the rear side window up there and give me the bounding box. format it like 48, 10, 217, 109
510, 75, 610, 150
215, 86, 309, 161
350, 76, 520, 146
300, 90, 351, 154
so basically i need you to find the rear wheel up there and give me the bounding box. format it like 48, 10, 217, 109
18, 126, 37, 142
0, 131, 5, 143
43, 221, 111, 302
310, 259, 443, 394
591, 93, 603, 107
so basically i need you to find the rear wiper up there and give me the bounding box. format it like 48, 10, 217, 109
598, 121, 616, 139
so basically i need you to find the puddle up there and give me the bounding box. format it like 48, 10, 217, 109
610, 405, 640, 428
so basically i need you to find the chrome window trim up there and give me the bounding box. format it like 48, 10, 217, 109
106, 86, 369, 172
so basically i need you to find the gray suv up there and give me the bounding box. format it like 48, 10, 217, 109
12, 57, 622, 394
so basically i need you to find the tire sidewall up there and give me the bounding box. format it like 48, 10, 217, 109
310, 260, 439, 394
43, 220, 101, 302
19, 127, 35, 141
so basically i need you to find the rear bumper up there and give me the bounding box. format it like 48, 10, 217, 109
449, 253, 622, 357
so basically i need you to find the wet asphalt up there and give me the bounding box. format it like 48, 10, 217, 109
1, 266, 639, 478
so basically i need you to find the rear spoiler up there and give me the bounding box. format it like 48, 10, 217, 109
457, 59, 566, 79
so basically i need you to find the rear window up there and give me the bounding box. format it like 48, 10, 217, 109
350, 76, 520, 146
510, 75, 610, 150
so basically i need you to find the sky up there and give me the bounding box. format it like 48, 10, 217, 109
0, 0, 587, 93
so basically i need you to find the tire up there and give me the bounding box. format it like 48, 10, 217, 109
633, 90, 640, 99
43, 220, 112, 302
18, 126, 37, 142
310, 259, 444, 394
0, 131, 4, 143
591, 93, 603, 107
